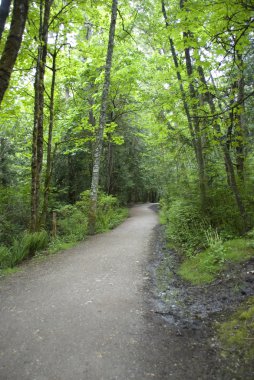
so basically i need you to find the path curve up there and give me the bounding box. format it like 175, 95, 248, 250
0, 203, 213, 380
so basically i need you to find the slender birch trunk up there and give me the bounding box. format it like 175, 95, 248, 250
89, 0, 118, 234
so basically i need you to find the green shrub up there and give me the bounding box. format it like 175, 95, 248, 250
0, 245, 12, 269
0, 186, 30, 246
95, 193, 120, 232
204, 227, 226, 265
0, 231, 48, 269
78, 190, 126, 233
56, 205, 88, 241
207, 186, 245, 237
11, 230, 49, 262
179, 237, 254, 284
56, 191, 126, 240
163, 198, 208, 256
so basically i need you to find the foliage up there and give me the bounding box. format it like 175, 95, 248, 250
0, 186, 30, 245
217, 297, 254, 363
179, 238, 254, 285
207, 186, 248, 238
55, 190, 128, 240
0, 191, 128, 270
56, 205, 88, 242
0, 0, 254, 275
0, 246, 12, 269
162, 198, 208, 256
47, 238, 77, 255
0, 230, 48, 269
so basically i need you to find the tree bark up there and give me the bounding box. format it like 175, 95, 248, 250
184, 43, 207, 210
161, 1, 196, 149
0, 0, 12, 41
235, 52, 246, 181
40, 47, 57, 227
0, 0, 28, 107
89, 0, 118, 234
30, 0, 53, 232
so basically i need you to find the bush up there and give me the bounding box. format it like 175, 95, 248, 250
56, 190, 127, 240
208, 186, 245, 237
204, 227, 226, 265
163, 198, 208, 256
0, 231, 48, 269
0, 186, 30, 246
11, 230, 49, 262
95, 193, 121, 232
0, 246, 12, 269
57, 205, 88, 241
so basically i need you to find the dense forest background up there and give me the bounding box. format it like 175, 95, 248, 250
0, 0, 254, 267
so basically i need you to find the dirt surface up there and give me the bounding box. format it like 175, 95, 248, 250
0, 203, 252, 380
149, 220, 254, 380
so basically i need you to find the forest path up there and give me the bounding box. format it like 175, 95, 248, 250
0, 204, 211, 380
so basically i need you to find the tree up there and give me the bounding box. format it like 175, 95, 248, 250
89, 0, 118, 234
0, 0, 29, 106
0, 0, 12, 41
30, 0, 53, 232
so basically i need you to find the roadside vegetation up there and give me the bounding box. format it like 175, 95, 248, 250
217, 297, 254, 367
0, 0, 253, 372
0, 191, 128, 274
160, 196, 254, 368
160, 196, 254, 279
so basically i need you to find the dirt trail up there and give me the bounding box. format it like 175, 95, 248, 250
0, 204, 215, 380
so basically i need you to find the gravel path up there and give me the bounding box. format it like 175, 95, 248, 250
0, 204, 214, 380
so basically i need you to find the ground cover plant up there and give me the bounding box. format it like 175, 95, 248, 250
217, 297, 254, 367
0, 191, 128, 273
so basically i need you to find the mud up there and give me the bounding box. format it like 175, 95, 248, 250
148, 222, 254, 379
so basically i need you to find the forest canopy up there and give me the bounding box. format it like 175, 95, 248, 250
0, 0, 254, 265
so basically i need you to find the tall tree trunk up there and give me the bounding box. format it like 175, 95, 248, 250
162, 0, 207, 211
184, 44, 207, 210
161, 1, 195, 150
197, 64, 246, 227
30, 0, 53, 232
89, 0, 118, 234
40, 47, 57, 227
235, 52, 246, 181
0, 0, 12, 41
0, 0, 28, 107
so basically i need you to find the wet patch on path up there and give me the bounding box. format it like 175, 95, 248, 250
147, 224, 254, 379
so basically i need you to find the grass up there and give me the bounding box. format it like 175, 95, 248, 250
47, 239, 77, 255
0, 267, 20, 277
217, 297, 254, 363
178, 238, 254, 285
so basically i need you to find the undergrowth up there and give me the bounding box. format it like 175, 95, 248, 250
160, 197, 254, 284
217, 297, 254, 364
0, 231, 48, 270
178, 238, 254, 284
0, 191, 128, 273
